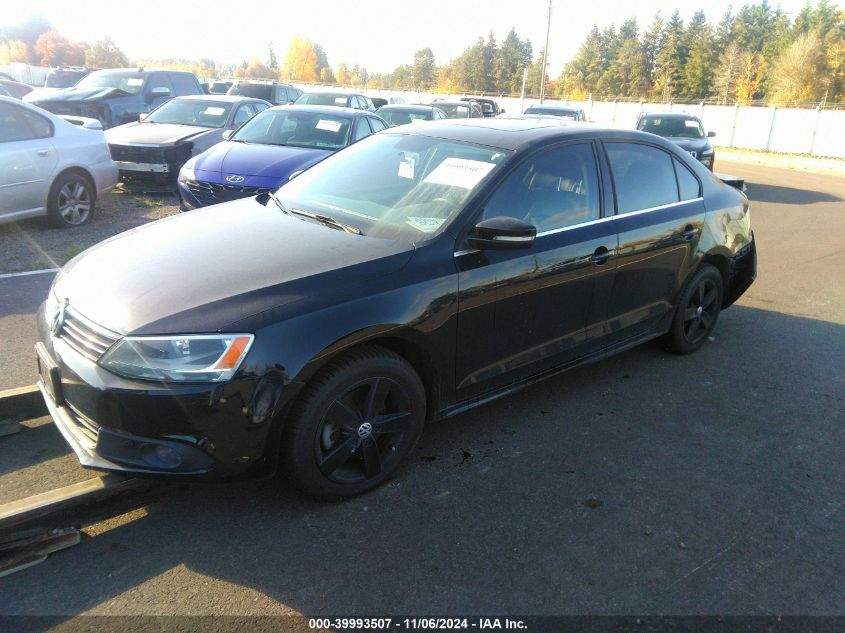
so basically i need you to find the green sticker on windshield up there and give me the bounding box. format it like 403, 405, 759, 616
406, 217, 445, 233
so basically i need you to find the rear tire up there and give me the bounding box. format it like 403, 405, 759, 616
664, 264, 723, 355
47, 172, 94, 228
282, 345, 426, 500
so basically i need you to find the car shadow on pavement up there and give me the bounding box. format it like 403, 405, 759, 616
1, 305, 844, 618
745, 182, 843, 205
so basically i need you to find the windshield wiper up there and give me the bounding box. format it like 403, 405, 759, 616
271, 197, 360, 234
291, 208, 361, 234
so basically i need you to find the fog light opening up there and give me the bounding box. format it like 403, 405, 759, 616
139, 443, 183, 469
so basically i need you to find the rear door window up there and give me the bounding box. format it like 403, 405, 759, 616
605, 142, 679, 213
368, 117, 387, 132
674, 158, 701, 200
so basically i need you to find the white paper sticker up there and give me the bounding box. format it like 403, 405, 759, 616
406, 217, 445, 233
685, 120, 700, 127
398, 153, 416, 179
315, 119, 342, 132
423, 158, 496, 190
334, 97, 347, 105
456, 106, 468, 114
203, 107, 225, 116
127, 78, 144, 87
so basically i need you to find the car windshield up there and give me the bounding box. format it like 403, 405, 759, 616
45, 72, 85, 89
232, 109, 352, 149
437, 104, 470, 118
74, 71, 146, 95
638, 117, 705, 138
146, 99, 233, 128
378, 109, 432, 126
525, 107, 577, 119
296, 93, 351, 107
272, 133, 512, 241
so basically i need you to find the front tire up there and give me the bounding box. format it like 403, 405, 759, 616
664, 264, 723, 355
282, 345, 426, 500
47, 172, 94, 228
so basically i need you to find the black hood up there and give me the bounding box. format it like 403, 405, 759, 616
666, 137, 713, 154
54, 199, 414, 334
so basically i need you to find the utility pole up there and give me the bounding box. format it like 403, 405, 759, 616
539, 0, 552, 103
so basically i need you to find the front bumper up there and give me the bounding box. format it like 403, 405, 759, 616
35, 305, 275, 479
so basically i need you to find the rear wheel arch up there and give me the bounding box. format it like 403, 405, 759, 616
49, 166, 98, 204
699, 251, 731, 306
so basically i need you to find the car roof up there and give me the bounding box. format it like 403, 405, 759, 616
265, 104, 367, 118
382, 118, 675, 152
169, 95, 265, 104
526, 104, 580, 111
379, 104, 436, 111
301, 90, 362, 96
432, 100, 476, 106
640, 112, 701, 120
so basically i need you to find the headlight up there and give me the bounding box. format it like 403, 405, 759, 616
99, 334, 254, 383
178, 165, 196, 183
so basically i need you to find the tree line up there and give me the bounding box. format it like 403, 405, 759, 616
558, 0, 844, 105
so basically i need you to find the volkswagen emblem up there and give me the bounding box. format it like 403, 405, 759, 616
357, 422, 373, 438
50, 300, 67, 337
226, 175, 245, 183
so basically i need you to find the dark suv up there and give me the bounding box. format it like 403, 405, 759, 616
227, 81, 301, 105
636, 112, 716, 170
31, 68, 203, 129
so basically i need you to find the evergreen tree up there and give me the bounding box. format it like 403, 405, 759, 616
651, 10, 685, 100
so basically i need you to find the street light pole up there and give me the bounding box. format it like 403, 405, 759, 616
540, 0, 552, 103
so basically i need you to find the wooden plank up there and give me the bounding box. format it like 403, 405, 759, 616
0, 475, 154, 542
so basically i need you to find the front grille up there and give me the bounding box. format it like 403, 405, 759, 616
58, 307, 120, 362
183, 179, 271, 207
109, 144, 164, 163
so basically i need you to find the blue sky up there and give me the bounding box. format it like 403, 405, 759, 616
1, 0, 819, 74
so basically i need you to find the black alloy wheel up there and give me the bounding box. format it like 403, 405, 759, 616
665, 264, 723, 354
283, 345, 426, 499
316, 376, 412, 483
682, 277, 720, 345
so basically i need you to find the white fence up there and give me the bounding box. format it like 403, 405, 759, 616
3, 62, 841, 158
320, 85, 845, 159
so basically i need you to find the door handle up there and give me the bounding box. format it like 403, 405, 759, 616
36, 149, 50, 157
683, 225, 697, 241
590, 246, 611, 265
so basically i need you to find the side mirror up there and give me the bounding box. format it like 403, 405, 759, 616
467, 216, 536, 250
707, 130, 716, 138
138, 112, 148, 122
222, 129, 235, 140
150, 86, 171, 99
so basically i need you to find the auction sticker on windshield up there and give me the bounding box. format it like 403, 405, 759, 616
204, 107, 226, 115
406, 217, 445, 233
316, 119, 342, 132
127, 78, 144, 86
423, 158, 495, 190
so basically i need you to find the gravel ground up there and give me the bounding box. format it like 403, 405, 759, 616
0, 189, 180, 275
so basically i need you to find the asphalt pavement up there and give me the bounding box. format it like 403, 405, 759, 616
0, 160, 843, 617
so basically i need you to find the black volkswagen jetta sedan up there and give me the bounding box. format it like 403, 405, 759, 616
36, 118, 756, 499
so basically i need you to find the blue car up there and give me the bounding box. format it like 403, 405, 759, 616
177, 105, 388, 210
